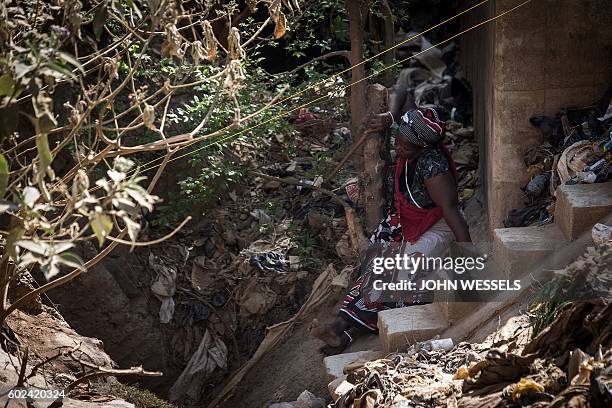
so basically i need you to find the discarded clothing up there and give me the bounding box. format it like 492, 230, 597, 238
249, 252, 289, 273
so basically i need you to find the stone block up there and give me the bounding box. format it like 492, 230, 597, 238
492, 224, 566, 279
556, 183, 612, 241
323, 350, 382, 382
377, 304, 447, 353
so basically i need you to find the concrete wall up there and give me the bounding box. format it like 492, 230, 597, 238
460, 0, 612, 230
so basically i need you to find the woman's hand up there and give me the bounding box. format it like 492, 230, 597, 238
368, 112, 393, 132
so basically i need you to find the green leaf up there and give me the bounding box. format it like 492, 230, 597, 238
6, 226, 25, 260
47, 62, 77, 81
53, 242, 75, 254
23, 186, 40, 207
0, 153, 8, 198
91, 213, 113, 246
0, 74, 15, 97
122, 215, 141, 242
15, 240, 49, 256
93, 4, 108, 41
41, 257, 61, 280
58, 252, 86, 271
125, 185, 155, 211
0, 200, 17, 213
35, 133, 53, 175
58, 52, 85, 74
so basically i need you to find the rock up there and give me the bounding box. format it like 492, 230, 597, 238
9, 272, 43, 315
264, 180, 282, 190
295, 390, 325, 408
103, 401, 136, 408
7, 310, 115, 375
269, 390, 325, 408
331, 266, 352, 291
328, 377, 354, 401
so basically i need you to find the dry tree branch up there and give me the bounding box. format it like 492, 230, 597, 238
106, 216, 192, 246
279, 50, 350, 78
66, 366, 163, 393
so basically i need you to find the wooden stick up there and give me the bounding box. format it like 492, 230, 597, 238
329, 129, 376, 179
249, 171, 368, 255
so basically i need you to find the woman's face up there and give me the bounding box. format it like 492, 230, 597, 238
395, 134, 423, 160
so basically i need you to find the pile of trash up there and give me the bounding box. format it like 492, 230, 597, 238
315, 244, 612, 408
139, 101, 365, 406
395, 34, 479, 207
504, 88, 612, 227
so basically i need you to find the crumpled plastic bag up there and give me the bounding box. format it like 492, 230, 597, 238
149, 253, 177, 323
557, 140, 602, 183
169, 329, 227, 404
236, 278, 277, 315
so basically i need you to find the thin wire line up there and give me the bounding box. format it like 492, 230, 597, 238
129, 0, 492, 171
139, 0, 531, 174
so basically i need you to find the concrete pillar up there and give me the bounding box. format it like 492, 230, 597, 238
461, 0, 612, 230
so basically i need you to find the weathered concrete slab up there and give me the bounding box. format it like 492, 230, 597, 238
377, 304, 447, 353
492, 224, 566, 279
556, 182, 612, 241
323, 350, 383, 382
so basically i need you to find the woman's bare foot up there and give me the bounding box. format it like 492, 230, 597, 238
308, 318, 343, 347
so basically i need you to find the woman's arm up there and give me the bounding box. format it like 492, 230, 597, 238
424, 174, 472, 243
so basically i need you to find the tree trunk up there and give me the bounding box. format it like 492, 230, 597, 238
363, 84, 387, 232
381, 0, 395, 87
347, 0, 367, 164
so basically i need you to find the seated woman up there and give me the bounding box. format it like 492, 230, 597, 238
309, 86, 472, 355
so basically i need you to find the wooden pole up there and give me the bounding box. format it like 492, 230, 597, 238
381, 0, 395, 87
347, 0, 367, 170
363, 84, 387, 232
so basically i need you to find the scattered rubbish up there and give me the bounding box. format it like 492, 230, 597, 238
406, 337, 455, 357
250, 208, 273, 225
592, 223, 612, 245
525, 172, 551, 197
149, 253, 177, 323
343, 178, 360, 204
510, 378, 546, 403
250, 252, 291, 273
507, 92, 612, 226
169, 329, 228, 404
325, 245, 612, 408
236, 278, 277, 315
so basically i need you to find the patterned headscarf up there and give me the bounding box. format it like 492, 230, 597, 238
398, 106, 447, 147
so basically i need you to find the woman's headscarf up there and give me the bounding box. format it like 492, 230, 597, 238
398, 106, 447, 147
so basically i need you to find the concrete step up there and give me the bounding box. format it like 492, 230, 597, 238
323, 350, 383, 382
492, 224, 566, 279
377, 303, 448, 353
556, 182, 612, 241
